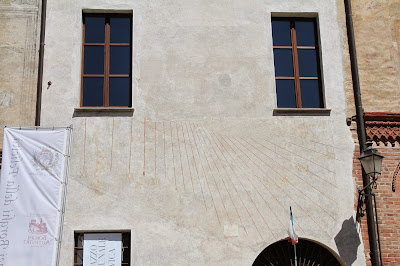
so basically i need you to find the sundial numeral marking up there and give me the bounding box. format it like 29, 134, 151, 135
151, 178, 160, 185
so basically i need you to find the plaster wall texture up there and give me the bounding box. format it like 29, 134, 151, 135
40, 0, 362, 265
0, 0, 41, 144
344, 0, 400, 115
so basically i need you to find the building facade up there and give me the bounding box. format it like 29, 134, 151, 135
345, 0, 400, 265
0, 0, 378, 265
0, 0, 42, 141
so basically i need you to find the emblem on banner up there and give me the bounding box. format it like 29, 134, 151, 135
24, 218, 51, 247
32, 146, 60, 174
34, 147, 55, 170
28, 219, 48, 234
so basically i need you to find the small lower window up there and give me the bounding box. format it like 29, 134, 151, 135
74, 231, 131, 265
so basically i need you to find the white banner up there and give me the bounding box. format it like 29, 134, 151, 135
84, 233, 122, 266
0, 128, 68, 265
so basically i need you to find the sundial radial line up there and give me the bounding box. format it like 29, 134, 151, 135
169, 122, 177, 190
285, 140, 342, 162
205, 128, 287, 231
195, 127, 261, 237
199, 126, 260, 236
110, 118, 114, 172
194, 123, 233, 225
163, 122, 166, 180
83, 118, 87, 169
188, 122, 222, 226
200, 128, 245, 225
143, 118, 146, 176
222, 136, 331, 236
308, 139, 348, 151
184, 121, 207, 210
211, 131, 306, 235
212, 132, 287, 210
259, 137, 334, 174
253, 138, 336, 187
181, 122, 195, 193
240, 137, 338, 206
233, 137, 337, 220
128, 118, 133, 174
175, 122, 185, 190
154, 122, 156, 179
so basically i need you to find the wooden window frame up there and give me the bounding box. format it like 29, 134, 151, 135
272, 17, 324, 108
74, 231, 131, 266
81, 13, 132, 107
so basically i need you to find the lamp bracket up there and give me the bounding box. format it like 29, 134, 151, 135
358, 177, 378, 193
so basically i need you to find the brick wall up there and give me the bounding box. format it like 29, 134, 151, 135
353, 142, 400, 265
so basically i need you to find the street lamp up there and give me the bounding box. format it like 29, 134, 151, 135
358, 141, 384, 188
357, 141, 385, 219
356, 141, 384, 266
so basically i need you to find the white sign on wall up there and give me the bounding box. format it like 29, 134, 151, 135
83, 233, 122, 266
0, 128, 68, 265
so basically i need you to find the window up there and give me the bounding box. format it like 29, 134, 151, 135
81, 13, 132, 107
74, 231, 131, 265
272, 17, 323, 108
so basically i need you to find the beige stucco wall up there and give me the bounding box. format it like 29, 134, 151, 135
0, 0, 41, 139
344, 0, 400, 116
40, 0, 363, 265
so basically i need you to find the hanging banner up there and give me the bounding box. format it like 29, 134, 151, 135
0, 128, 68, 265
83, 233, 122, 266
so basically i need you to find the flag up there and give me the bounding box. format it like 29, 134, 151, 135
288, 206, 298, 245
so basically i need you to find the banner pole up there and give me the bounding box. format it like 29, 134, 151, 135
294, 244, 298, 266
0, 125, 71, 129
55, 125, 73, 266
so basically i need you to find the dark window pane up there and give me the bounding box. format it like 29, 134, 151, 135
83, 77, 103, 106
272, 21, 291, 46
76, 249, 83, 264
298, 49, 318, 77
273, 49, 294, 77
109, 78, 131, 106
122, 233, 131, 263
276, 80, 296, 108
84, 46, 104, 74
110, 46, 131, 74
300, 80, 323, 108
84, 17, 105, 43
110, 18, 131, 43
295, 21, 316, 47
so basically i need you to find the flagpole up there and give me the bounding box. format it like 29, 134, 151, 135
290, 206, 298, 266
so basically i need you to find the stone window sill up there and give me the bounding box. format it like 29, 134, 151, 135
273, 108, 331, 116
73, 107, 134, 117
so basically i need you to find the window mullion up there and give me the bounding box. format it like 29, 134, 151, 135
104, 17, 111, 107
291, 24, 302, 108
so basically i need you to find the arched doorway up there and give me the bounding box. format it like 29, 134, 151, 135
253, 239, 343, 266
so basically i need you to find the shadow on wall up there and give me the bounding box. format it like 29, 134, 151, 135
334, 216, 361, 265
